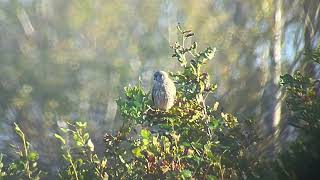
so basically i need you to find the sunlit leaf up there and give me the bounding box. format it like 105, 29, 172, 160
54, 134, 66, 145
87, 139, 94, 152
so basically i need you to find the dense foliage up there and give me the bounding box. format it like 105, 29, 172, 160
274, 44, 320, 179
1, 2, 319, 178
0, 123, 44, 179
110, 25, 242, 179
0, 26, 252, 179
0, 26, 319, 179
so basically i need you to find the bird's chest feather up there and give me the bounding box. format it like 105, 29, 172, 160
156, 83, 168, 95
152, 79, 176, 110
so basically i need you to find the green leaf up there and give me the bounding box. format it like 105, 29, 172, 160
63, 153, 72, 162
132, 147, 143, 158
142, 138, 149, 146
14, 123, 24, 139
141, 129, 151, 139
119, 155, 125, 164
182, 142, 191, 147
181, 169, 192, 179
207, 175, 218, 180
87, 139, 94, 152
199, 81, 205, 92
152, 136, 159, 146
280, 74, 294, 85
60, 127, 68, 133
28, 151, 39, 161
210, 84, 217, 92
54, 134, 66, 145
209, 120, 219, 130
76, 121, 87, 128
83, 133, 90, 141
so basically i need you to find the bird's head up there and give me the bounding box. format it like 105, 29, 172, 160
153, 71, 169, 83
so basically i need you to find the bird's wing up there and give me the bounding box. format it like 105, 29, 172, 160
151, 85, 155, 103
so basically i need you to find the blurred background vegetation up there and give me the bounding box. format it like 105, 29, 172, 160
0, 0, 319, 176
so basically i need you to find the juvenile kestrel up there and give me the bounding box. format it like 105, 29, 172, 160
152, 71, 176, 111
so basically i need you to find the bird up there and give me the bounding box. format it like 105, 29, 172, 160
152, 71, 176, 111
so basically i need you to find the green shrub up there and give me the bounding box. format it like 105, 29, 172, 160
0, 123, 44, 179
109, 25, 254, 179
275, 44, 320, 179
54, 121, 108, 180
0, 25, 271, 179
